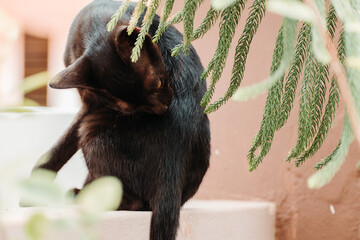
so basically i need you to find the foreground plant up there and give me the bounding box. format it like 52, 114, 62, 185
108, 0, 359, 188
0, 167, 122, 240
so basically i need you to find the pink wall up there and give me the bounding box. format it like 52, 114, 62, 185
1, 1, 359, 239
186, 2, 360, 240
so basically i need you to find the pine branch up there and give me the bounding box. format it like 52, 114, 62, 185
171, 6, 220, 56
297, 76, 339, 164
293, 63, 329, 166
287, 52, 316, 161
338, 28, 345, 64
232, 17, 297, 102
289, 4, 338, 164
127, 0, 147, 35
276, 23, 311, 130
308, 115, 353, 189
166, 9, 184, 26
182, 0, 199, 54
203, 0, 267, 113
249, 24, 285, 171
200, 0, 245, 107
306, 26, 344, 168
296, 6, 344, 166
107, 0, 132, 32
193, 8, 221, 40
131, 0, 160, 62
310, 0, 360, 148
326, 5, 337, 39
153, 0, 175, 43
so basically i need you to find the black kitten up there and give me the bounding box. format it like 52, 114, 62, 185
34, 1, 210, 239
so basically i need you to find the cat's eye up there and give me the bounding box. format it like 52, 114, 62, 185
157, 78, 162, 89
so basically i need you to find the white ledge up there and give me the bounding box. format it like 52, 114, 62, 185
1, 200, 275, 240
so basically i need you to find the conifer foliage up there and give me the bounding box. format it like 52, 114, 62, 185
107, 0, 360, 188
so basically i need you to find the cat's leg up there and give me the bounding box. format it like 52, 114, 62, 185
33, 109, 88, 172
118, 191, 150, 211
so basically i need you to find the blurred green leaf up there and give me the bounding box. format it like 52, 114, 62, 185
346, 57, 360, 70
0, 107, 35, 113
311, 26, 331, 64
211, 0, 237, 10
25, 213, 50, 240
267, 0, 314, 22
21, 71, 49, 94
19, 169, 63, 207
75, 176, 123, 214
23, 98, 40, 106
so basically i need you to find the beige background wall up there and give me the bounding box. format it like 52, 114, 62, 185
0, 0, 359, 239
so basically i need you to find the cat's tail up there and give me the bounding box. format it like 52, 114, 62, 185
150, 188, 181, 240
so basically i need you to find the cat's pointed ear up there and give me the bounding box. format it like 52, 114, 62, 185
114, 25, 157, 63
49, 56, 90, 89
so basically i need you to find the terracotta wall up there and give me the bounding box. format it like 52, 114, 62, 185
182, 2, 360, 240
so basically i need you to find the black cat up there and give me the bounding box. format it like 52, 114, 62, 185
34, 1, 210, 239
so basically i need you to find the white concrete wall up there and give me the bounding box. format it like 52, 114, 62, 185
0, 108, 87, 208
1, 200, 276, 240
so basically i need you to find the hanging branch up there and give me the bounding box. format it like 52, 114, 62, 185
276, 23, 311, 130
295, 6, 340, 165
131, 0, 160, 62
202, 0, 267, 113
308, 115, 353, 188
246, 17, 298, 170
193, 8, 221, 40
107, 0, 132, 32
153, 0, 175, 43
288, 4, 337, 164
182, 0, 200, 54
127, 0, 147, 35
200, 0, 246, 107
248, 24, 285, 171
232, 17, 297, 102
286, 51, 316, 161
307, 0, 360, 147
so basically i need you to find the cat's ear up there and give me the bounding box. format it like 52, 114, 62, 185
49, 56, 90, 89
114, 25, 160, 63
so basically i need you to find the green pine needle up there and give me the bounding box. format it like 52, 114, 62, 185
232, 17, 297, 102
131, 0, 160, 63
288, 4, 339, 164
166, 9, 184, 26
182, 0, 199, 54
200, 0, 245, 107
249, 24, 285, 171
276, 23, 311, 130
203, 0, 267, 114
107, 0, 132, 32
127, 0, 147, 35
298, 23, 343, 166
309, 115, 353, 188
153, 0, 175, 43
286, 52, 316, 162
297, 76, 339, 164
293, 6, 339, 166
193, 8, 221, 40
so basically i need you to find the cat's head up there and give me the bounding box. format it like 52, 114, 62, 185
50, 26, 173, 115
